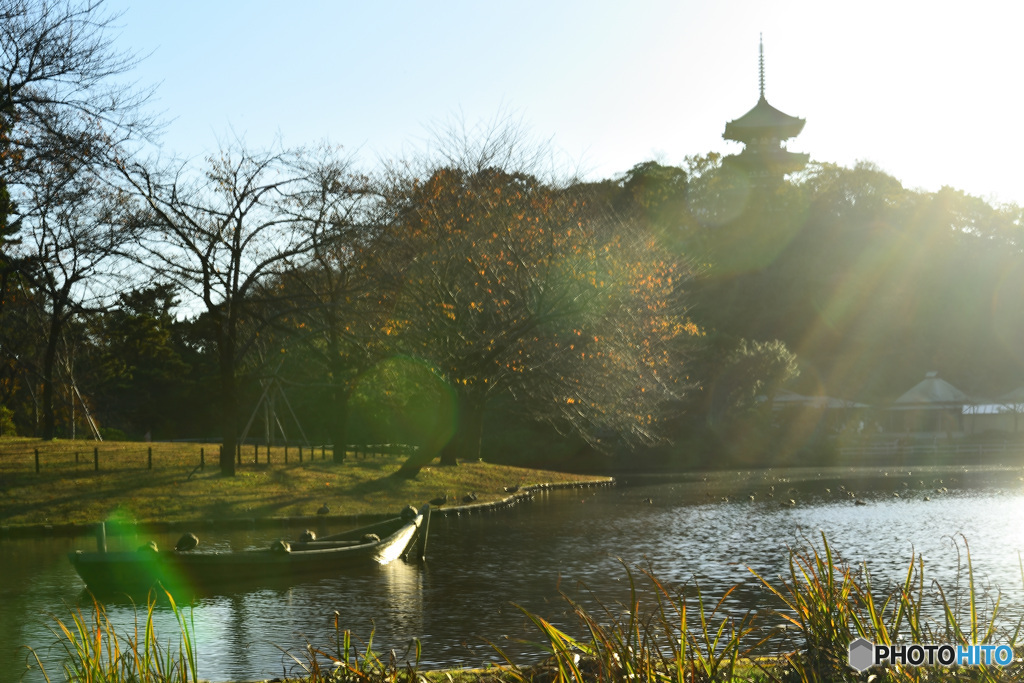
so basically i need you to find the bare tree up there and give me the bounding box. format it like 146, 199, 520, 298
0, 0, 154, 437
118, 144, 327, 476
18, 168, 135, 439
0, 0, 153, 242
261, 149, 391, 460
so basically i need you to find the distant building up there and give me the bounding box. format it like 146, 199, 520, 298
888, 371, 969, 435
723, 37, 809, 185
962, 385, 1024, 434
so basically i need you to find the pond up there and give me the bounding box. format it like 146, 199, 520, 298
4, 464, 1024, 682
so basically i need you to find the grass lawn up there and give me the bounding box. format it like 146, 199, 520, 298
0, 437, 609, 528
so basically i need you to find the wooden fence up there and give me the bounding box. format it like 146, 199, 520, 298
838, 440, 1024, 463
0, 442, 419, 475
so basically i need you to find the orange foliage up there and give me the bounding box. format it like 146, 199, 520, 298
387, 166, 700, 448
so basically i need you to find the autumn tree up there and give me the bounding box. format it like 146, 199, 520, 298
383, 164, 699, 476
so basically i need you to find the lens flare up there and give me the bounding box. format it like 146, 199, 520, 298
348, 355, 457, 456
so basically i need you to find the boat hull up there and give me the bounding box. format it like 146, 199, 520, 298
69, 505, 428, 595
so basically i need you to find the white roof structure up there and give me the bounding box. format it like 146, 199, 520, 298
891, 371, 970, 409
999, 386, 1024, 404
962, 404, 1019, 415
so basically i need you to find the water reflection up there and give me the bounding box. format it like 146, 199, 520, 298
5, 465, 1024, 681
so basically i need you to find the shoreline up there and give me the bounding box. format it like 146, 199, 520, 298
0, 477, 615, 539
7, 459, 1022, 538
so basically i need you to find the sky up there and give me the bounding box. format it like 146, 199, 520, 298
106, 0, 1024, 206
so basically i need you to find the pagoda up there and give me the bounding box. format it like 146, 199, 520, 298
723, 37, 808, 183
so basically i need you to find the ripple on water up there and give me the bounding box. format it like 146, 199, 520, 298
5, 469, 1024, 680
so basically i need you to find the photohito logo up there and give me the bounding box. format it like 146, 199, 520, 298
848, 638, 1014, 672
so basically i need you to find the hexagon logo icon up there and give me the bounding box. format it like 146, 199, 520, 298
848, 637, 875, 672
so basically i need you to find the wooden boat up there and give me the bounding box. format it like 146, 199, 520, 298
69, 504, 430, 595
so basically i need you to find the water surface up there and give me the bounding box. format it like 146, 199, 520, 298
4, 465, 1024, 681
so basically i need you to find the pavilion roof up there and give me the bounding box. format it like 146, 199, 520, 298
892, 372, 970, 407
1000, 386, 1024, 403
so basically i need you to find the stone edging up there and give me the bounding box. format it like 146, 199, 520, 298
431, 477, 615, 518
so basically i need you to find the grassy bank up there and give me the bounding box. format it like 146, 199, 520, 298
0, 437, 609, 528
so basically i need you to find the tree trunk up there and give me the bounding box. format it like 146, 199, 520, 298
439, 391, 484, 466
216, 315, 238, 476
330, 384, 349, 464
40, 299, 64, 440
219, 369, 238, 476
393, 444, 437, 479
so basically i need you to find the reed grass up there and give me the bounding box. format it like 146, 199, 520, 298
500, 536, 1024, 683
276, 611, 426, 683
22, 588, 198, 682
489, 562, 765, 683
750, 533, 1024, 682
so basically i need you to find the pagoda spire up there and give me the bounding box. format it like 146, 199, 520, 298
759, 33, 765, 99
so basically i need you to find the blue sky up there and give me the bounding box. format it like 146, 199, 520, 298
108, 0, 1024, 205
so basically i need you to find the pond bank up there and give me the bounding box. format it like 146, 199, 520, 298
0, 470, 614, 538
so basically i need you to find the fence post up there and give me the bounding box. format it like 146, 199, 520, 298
34, 448, 39, 473
266, 443, 271, 465
147, 447, 153, 470
96, 522, 107, 553
200, 447, 205, 470
94, 447, 99, 471
254, 443, 258, 463
298, 445, 303, 463
284, 443, 288, 464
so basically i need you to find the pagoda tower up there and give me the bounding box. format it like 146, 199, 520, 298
723, 37, 808, 183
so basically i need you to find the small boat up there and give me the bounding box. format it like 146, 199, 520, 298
69, 504, 430, 595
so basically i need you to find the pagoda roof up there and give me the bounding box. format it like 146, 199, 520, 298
723, 147, 809, 177
724, 95, 806, 142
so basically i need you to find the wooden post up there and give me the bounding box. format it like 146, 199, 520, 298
96, 522, 107, 553
321, 445, 326, 460
94, 447, 99, 471
298, 444, 303, 463
200, 447, 205, 470
418, 505, 431, 562
266, 443, 271, 465
34, 449, 39, 473
236, 443, 241, 465
254, 443, 258, 463
147, 447, 153, 470
284, 443, 288, 464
